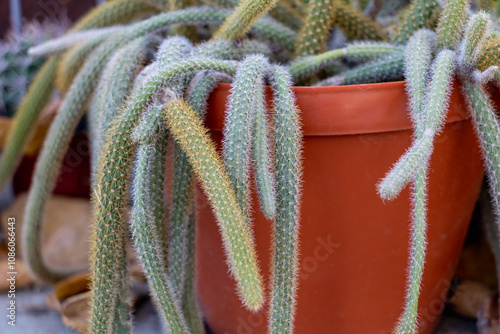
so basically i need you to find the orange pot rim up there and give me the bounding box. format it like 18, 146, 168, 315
206, 81, 470, 136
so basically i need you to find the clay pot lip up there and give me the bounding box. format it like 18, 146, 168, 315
206, 81, 471, 136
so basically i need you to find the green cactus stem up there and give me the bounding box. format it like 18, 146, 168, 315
404, 29, 435, 128
435, 0, 470, 50
162, 98, 265, 310
392, 0, 440, 45
131, 123, 189, 333
393, 50, 456, 334
90, 57, 262, 333
463, 83, 500, 217
476, 33, 500, 72
28, 26, 122, 57
461, 11, 491, 69
268, 65, 303, 334
56, 34, 110, 94
295, 0, 336, 57
223, 55, 272, 216
315, 52, 405, 86
289, 42, 403, 81
214, 0, 279, 40
332, 1, 388, 41
163, 71, 226, 334
24, 6, 226, 283
378, 50, 455, 201
252, 78, 276, 219
89, 36, 149, 181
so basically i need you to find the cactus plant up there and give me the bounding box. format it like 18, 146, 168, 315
8, 0, 500, 333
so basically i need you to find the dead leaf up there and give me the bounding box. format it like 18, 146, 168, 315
450, 280, 493, 319
60, 291, 91, 333
1, 194, 92, 275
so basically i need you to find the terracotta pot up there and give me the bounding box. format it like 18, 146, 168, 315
195, 81, 484, 334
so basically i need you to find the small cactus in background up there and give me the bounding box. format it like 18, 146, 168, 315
7, 0, 500, 333
0, 21, 66, 117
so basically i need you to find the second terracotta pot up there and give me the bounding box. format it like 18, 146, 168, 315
195, 81, 484, 334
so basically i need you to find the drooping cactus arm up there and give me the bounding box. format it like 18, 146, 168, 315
223, 55, 272, 217
378, 50, 455, 200
89, 58, 242, 333
89, 36, 149, 182
464, 83, 500, 215
289, 42, 403, 81
23, 9, 219, 283
393, 50, 456, 334
268, 65, 303, 334
405, 30, 435, 128
162, 99, 265, 310
21, 32, 153, 284
56, 33, 111, 94
132, 103, 189, 334
176, 71, 229, 334
214, 0, 279, 39
252, 77, 276, 219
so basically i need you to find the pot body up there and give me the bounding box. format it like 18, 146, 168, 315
195, 82, 484, 334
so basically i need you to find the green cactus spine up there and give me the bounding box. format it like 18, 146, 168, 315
268, 65, 303, 334
162, 99, 265, 310
435, 0, 470, 50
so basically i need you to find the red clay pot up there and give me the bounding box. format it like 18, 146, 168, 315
195, 81, 484, 334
